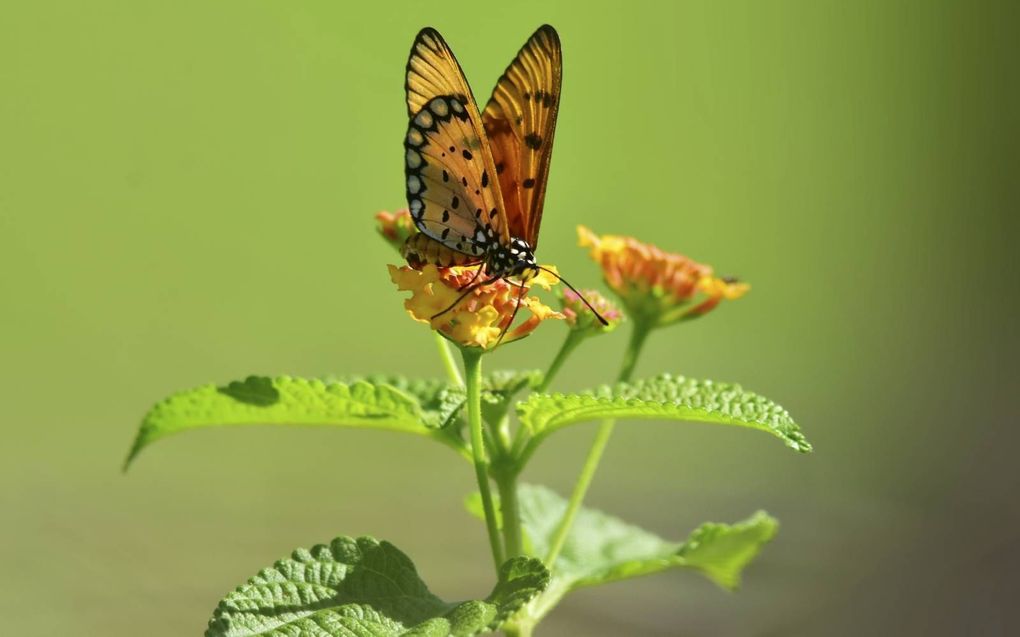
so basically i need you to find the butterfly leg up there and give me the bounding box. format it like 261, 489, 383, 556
431, 274, 503, 320
458, 262, 486, 290
495, 278, 528, 346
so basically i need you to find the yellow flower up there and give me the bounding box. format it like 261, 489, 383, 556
388, 264, 564, 350
560, 288, 622, 335
577, 225, 749, 326
375, 209, 416, 252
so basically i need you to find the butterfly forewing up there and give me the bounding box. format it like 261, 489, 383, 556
405, 28, 476, 117
404, 95, 508, 255
482, 25, 562, 249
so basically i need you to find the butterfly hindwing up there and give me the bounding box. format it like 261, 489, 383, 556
482, 25, 562, 249
404, 95, 508, 256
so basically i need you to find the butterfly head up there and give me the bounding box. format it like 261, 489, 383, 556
487, 237, 539, 281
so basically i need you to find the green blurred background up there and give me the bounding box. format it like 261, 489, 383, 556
2, 1, 1017, 634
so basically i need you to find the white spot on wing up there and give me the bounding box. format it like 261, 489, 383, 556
415, 110, 433, 128
429, 99, 449, 117
405, 148, 421, 169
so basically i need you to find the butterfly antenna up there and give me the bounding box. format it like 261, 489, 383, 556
537, 266, 609, 326
496, 277, 528, 346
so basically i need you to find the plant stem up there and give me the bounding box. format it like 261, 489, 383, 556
616, 319, 651, 385
503, 622, 534, 637
462, 347, 504, 571
495, 470, 524, 559
543, 321, 653, 566
535, 330, 586, 393
434, 332, 464, 387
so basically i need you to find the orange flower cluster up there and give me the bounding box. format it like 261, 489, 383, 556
375, 209, 416, 252
388, 264, 564, 350
577, 225, 749, 326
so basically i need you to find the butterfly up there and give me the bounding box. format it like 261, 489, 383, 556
402, 25, 607, 326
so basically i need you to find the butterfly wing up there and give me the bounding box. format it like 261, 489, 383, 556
404, 95, 508, 257
406, 27, 475, 117
482, 25, 562, 250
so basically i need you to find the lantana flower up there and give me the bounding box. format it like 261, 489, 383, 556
560, 288, 622, 336
375, 209, 416, 252
388, 263, 564, 350
577, 225, 749, 326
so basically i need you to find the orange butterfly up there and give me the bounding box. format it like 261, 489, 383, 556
402, 25, 606, 325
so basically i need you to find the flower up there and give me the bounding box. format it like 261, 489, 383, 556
388, 264, 565, 350
577, 225, 749, 326
560, 288, 622, 335
376, 209, 416, 252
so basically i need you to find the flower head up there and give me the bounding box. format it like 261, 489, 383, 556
560, 288, 622, 336
388, 264, 564, 350
578, 225, 749, 326
376, 209, 416, 252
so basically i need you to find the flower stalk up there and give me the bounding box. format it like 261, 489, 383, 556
434, 332, 464, 387
462, 347, 504, 570
544, 319, 653, 567
535, 329, 586, 394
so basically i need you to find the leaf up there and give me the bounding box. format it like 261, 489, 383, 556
517, 373, 811, 453
479, 369, 542, 427
466, 485, 778, 620
333, 374, 464, 430
205, 535, 549, 637
125, 376, 468, 469
219, 376, 281, 406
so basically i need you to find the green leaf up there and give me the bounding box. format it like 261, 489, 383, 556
517, 373, 811, 453
125, 376, 468, 469
479, 369, 542, 427
333, 374, 464, 430
206, 535, 549, 637
466, 485, 778, 620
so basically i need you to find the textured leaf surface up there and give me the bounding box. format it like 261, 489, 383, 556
467, 485, 777, 620
517, 373, 811, 452
126, 376, 466, 468
206, 536, 549, 637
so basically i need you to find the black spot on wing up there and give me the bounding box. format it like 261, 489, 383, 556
481, 171, 489, 187
525, 134, 543, 150
523, 178, 535, 188
462, 149, 473, 160
451, 195, 459, 209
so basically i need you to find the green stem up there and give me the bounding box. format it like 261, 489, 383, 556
495, 470, 524, 559
462, 347, 504, 571
543, 321, 653, 567
502, 621, 534, 637
509, 329, 587, 459
616, 319, 651, 385
434, 332, 464, 387
535, 330, 586, 394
